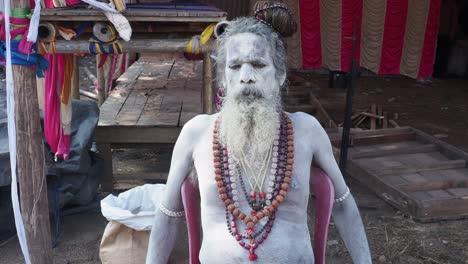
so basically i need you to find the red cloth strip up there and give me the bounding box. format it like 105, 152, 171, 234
417, 0, 442, 79
66, 0, 82, 6
378, 0, 409, 75
341, 0, 362, 72
300, 0, 322, 68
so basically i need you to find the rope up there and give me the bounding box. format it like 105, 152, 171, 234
113, 0, 126, 12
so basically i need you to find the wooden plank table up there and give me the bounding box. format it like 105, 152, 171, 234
40, 4, 225, 110
96, 54, 203, 191
328, 127, 468, 222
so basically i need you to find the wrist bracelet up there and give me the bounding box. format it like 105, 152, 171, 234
159, 202, 185, 218
335, 188, 350, 203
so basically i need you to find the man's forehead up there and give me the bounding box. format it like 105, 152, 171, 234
225, 33, 271, 61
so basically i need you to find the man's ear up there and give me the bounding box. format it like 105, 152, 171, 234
214, 21, 230, 38
278, 71, 287, 87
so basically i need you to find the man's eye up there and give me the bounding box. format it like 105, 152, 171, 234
229, 64, 241, 70
252, 62, 266, 69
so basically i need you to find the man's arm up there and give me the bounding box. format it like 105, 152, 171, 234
146, 115, 206, 264
307, 115, 372, 263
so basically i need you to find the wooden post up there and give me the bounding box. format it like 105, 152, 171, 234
71, 55, 80, 100
98, 143, 114, 192
97, 55, 106, 106
202, 51, 214, 114
12, 1, 53, 263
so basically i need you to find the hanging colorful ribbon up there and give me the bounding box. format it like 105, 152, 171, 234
0, 10, 35, 55
0, 11, 48, 76
88, 23, 123, 55
43, 53, 73, 161
184, 23, 215, 60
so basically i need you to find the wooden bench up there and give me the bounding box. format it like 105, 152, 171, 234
96, 54, 203, 191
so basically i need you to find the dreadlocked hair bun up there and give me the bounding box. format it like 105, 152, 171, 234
253, 1, 298, 38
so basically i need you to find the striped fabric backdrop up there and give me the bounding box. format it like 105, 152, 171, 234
300, 0, 442, 79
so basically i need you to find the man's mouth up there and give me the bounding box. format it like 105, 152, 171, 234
240, 86, 263, 99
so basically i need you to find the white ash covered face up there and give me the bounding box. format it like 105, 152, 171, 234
224, 32, 283, 104
219, 32, 283, 169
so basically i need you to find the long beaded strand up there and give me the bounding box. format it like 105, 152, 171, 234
213, 112, 294, 261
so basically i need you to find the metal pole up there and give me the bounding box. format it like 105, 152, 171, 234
339, 17, 359, 176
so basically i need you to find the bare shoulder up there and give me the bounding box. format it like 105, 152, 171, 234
286, 112, 324, 134
286, 112, 331, 149
180, 113, 219, 139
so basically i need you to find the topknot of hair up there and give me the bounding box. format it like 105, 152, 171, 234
253, 1, 298, 38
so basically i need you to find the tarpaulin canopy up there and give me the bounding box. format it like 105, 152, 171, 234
300, 0, 441, 79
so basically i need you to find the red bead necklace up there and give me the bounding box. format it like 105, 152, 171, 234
213, 112, 294, 261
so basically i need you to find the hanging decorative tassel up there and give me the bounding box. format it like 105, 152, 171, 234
184, 23, 215, 60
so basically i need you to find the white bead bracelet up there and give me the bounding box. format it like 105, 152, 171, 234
159, 203, 185, 218
334, 188, 350, 203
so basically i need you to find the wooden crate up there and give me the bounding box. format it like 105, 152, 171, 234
329, 127, 468, 222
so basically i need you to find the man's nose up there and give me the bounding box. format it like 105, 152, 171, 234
239, 65, 256, 84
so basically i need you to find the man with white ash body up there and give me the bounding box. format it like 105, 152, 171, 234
147, 2, 372, 263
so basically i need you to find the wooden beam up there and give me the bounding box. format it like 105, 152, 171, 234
12, 1, 53, 263
96, 126, 182, 144
376, 160, 466, 176
98, 143, 114, 192
79, 89, 98, 100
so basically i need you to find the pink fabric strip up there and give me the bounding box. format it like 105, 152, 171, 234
44, 54, 60, 153
66, 0, 82, 6
299, 0, 322, 68
417, 0, 442, 79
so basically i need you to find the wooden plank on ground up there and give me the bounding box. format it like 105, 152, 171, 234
339, 126, 468, 221
373, 160, 466, 176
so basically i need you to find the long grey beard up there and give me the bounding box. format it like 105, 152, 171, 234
219, 96, 281, 171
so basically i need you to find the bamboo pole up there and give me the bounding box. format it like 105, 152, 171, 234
48, 39, 195, 54
202, 51, 214, 114
11, 1, 53, 263
71, 55, 80, 100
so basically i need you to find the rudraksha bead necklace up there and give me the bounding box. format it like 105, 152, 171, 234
213, 112, 294, 261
